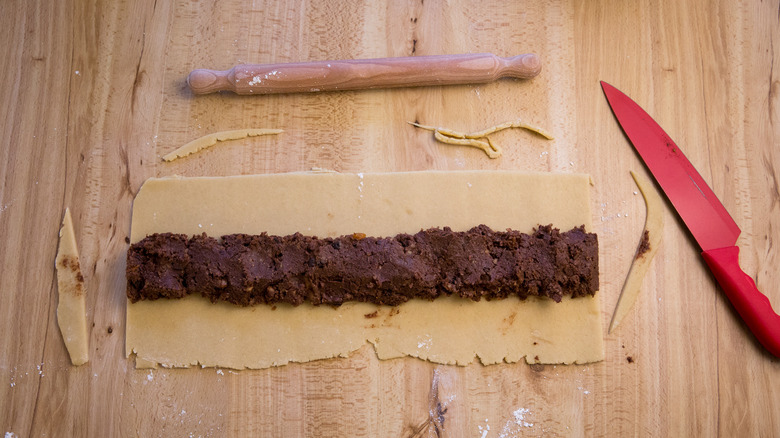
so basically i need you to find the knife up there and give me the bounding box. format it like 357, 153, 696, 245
600, 81, 780, 357
187, 53, 541, 95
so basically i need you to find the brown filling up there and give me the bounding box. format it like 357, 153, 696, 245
126, 225, 598, 306
636, 230, 651, 258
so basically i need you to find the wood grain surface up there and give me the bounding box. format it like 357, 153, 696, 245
1, 0, 778, 436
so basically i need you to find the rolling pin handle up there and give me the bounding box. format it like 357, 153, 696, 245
188, 68, 233, 95
500, 53, 542, 79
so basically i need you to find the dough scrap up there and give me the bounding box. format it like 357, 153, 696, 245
609, 171, 664, 333
409, 120, 552, 158
126, 171, 604, 369
162, 129, 283, 162
55, 208, 89, 366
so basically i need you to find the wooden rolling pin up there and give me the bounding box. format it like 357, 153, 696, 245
187, 53, 541, 95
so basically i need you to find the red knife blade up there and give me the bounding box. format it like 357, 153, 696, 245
601, 81, 780, 357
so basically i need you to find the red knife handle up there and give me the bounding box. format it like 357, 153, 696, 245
702, 246, 780, 357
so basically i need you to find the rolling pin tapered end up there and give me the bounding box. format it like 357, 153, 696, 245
504, 54, 542, 79
188, 69, 232, 94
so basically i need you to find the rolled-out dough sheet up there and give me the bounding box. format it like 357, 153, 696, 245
126, 171, 604, 368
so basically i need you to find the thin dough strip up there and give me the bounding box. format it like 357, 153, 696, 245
433, 130, 500, 158
162, 128, 283, 162
409, 120, 551, 159
467, 121, 553, 140
608, 171, 665, 333
409, 122, 468, 139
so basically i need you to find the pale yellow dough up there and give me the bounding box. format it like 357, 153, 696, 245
56, 208, 89, 366
409, 120, 553, 159
126, 171, 604, 369
162, 129, 283, 162
609, 171, 664, 333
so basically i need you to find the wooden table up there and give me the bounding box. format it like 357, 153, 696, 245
1, 1, 778, 436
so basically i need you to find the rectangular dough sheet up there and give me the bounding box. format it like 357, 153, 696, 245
126, 171, 604, 368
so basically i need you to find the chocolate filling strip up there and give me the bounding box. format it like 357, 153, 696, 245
126, 225, 598, 307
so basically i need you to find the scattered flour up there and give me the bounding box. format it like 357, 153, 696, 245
248, 70, 281, 86
416, 334, 432, 350
498, 407, 534, 437
477, 418, 492, 438
513, 408, 533, 427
